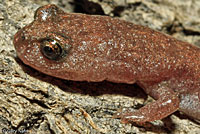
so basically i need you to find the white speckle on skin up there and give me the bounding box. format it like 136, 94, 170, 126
125, 115, 144, 119
55, 36, 61, 41
41, 10, 49, 21
108, 39, 113, 45
168, 65, 171, 69
82, 41, 86, 45
162, 99, 172, 106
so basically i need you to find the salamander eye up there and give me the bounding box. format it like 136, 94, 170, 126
41, 39, 64, 60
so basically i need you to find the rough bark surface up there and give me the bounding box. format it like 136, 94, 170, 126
0, 0, 200, 133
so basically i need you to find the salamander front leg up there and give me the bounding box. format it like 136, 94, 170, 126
113, 86, 180, 123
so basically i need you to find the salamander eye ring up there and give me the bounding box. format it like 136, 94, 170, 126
41, 39, 64, 60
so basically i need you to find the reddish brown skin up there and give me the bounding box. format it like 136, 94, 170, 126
14, 4, 200, 123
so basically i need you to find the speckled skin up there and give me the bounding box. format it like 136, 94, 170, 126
14, 4, 200, 123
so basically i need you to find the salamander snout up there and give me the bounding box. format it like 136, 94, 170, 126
13, 29, 27, 57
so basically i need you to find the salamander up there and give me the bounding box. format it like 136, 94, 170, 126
13, 4, 200, 123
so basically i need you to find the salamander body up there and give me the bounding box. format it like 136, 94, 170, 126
13, 4, 200, 123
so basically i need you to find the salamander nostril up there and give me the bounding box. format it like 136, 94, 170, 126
21, 35, 25, 41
